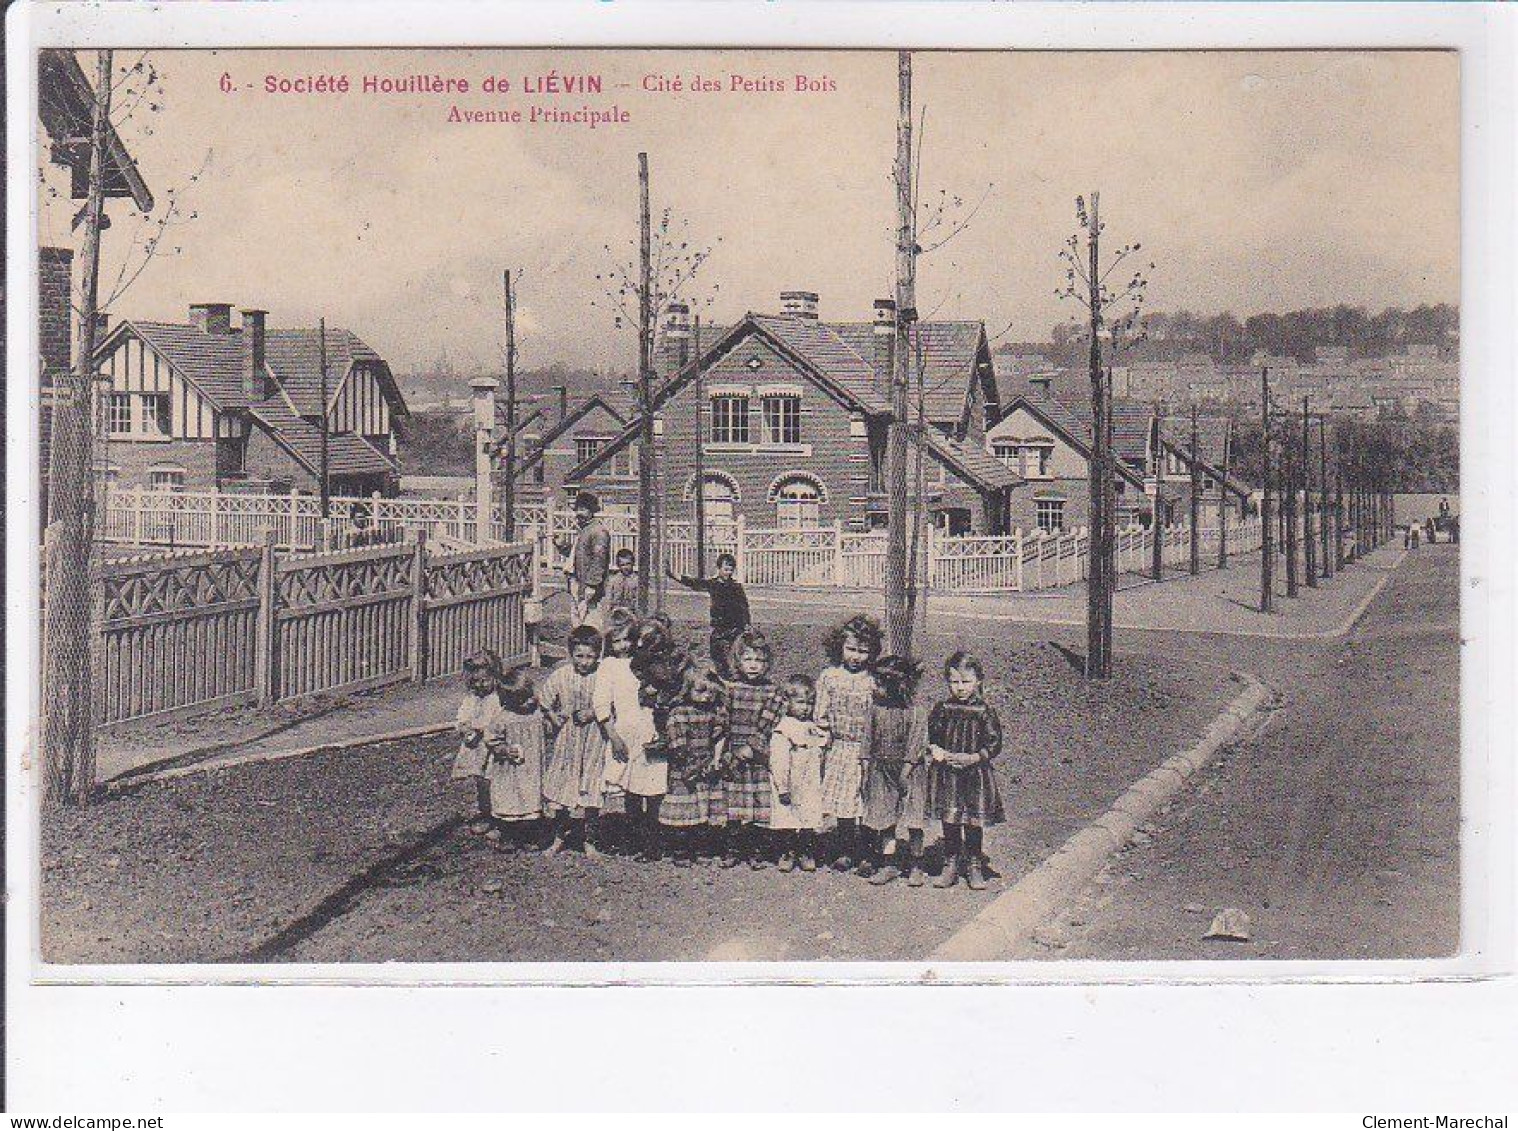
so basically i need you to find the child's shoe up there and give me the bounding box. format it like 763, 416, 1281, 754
718, 852, 741, 869
483, 824, 505, 843
855, 858, 878, 879
965, 854, 987, 891
799, 853, 818, 873
906, 862, 927, 887
831, 853, 854, 872
934, 854, 961, 889
467, 817, 493, 836
543, 836, 566, 858
868, 863, 901, 885
778, 851, 797, 873
582, 840, 605, 860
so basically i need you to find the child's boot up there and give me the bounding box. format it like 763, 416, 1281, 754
934, 851, 961, 889
964, 849, 987, 891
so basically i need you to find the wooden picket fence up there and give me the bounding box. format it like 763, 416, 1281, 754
91, 534, 534, 726
521, 506, 1264, 595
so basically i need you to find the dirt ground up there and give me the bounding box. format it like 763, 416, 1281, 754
41, 622, 1238, 964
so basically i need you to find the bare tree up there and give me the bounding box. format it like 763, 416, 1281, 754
593, 165, 719, 610
1056, 193, 1151, 679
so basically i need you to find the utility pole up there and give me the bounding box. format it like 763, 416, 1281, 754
636, 152, 655, 613
1189, 404, 1201, 576
1319, 416, 1333, 579
318, 318, 331, 526
1283, 413, 1299, 598
1218, 417, 1232, 569
1085, 191, 1113, 679
499, 270, 518, 541
692, 315, 706, 576
1302, 396, 1317, 588
41, 49, 113, 807
884, 49, 916, 657
1151, 403, 1164, 582
1260, 367, 1274, 612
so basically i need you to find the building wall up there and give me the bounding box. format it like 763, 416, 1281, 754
101, 436, 222, 490
330, 362, 392, 437
534, 402, 630, 501
242, 424, 316, 492
40, 248, 73, 526
99, 331, 219, 438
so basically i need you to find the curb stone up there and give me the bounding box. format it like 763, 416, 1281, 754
929, 671, 1274, 962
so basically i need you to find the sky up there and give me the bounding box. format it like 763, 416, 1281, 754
37, 48, 1459, 376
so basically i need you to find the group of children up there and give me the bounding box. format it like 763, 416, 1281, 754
453, 605, 1006, 890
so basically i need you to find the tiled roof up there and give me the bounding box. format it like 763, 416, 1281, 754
989, 390, 1151, 491
127, 321, 251, 408
833, 320, 987, 425
249, 402, 397, 478
749, 316, 891, 414
265, 328, 391, 417
926, 431, 1020, 492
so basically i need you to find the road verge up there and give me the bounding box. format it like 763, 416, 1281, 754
930, 671, 1274, 962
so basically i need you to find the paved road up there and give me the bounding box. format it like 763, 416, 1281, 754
1035, 544, 1461, 960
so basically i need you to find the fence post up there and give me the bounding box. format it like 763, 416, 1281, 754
1014, 528, 1024, 592
832, 520, 846, 586
254, 526, 278, 705
735, 514, 747, 580
132, 487, 145, 544
409, 529, 428, 682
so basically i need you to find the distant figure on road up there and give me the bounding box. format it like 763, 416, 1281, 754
563, 492, 611, 630
1405, 522, 1420, 550
1439, 496, 1451, 519
667, 552, 751, 679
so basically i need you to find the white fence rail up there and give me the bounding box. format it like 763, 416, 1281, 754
103, 489, 1265, 596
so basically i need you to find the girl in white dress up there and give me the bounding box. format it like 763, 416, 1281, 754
596, 617, 663, 858
768, 674, 830, 872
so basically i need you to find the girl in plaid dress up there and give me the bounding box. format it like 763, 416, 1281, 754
861, 655, 930, 886
720, 630, 786, 869
816, 614, 883, 871
659, 663, 729, 866
925, 651, 1006, 890
452, 649, 504, 836
539, 625, 609, 857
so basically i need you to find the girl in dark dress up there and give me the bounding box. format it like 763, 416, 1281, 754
925, 651, 1006, 890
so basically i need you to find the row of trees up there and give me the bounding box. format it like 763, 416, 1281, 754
1226, 415, 1458, 495
1049, 303, 1457, 365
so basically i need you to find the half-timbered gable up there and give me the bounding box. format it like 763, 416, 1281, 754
94, 304, 407, 495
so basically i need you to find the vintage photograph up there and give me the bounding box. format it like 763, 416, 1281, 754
30, 46, 1461, 966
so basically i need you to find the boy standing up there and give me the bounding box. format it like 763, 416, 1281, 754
668, 552, 751, 678
605, 547, 640, 616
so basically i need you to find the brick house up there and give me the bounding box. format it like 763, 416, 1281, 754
986, 383, 1250, 532
93, 304, 408, 495
564, 293, 1017, 534
512, 392, 630, 509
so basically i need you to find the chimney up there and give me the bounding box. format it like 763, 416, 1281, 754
662, 300, 691, 374
779, 290, 819, 321
189, 302, 233, 335
240, 309, 267, 402
552, 383, 569, 423
872, 298, 896, 390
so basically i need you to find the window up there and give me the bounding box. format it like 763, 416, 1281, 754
697, 476, 736, 524
141, 394, 171, 437
1036, 498, 1066, 532
774, 478, 821, 529
993, 441, 1051, 479
107, 393, 133, 436
576, 435, 607, 466
149, 468, 185, 492
710, 394, 750, 444
761, 394, 801, 445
